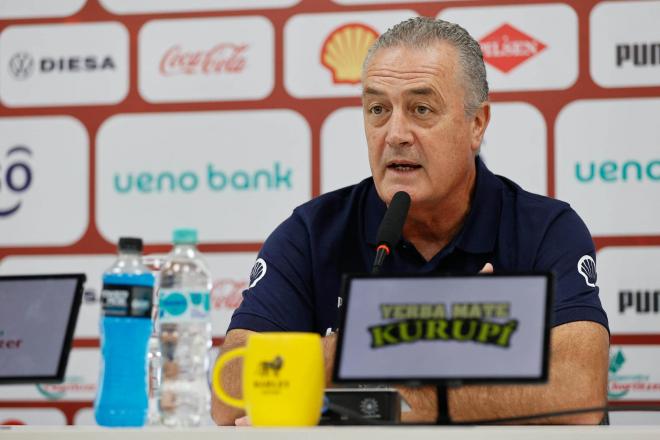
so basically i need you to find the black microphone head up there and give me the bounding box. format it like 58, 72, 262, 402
375, 191, 411, 249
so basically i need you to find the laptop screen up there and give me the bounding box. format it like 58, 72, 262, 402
0, 274, 85, 384
333, 273, 552, 385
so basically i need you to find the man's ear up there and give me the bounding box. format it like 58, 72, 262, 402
470, 102, 490, 153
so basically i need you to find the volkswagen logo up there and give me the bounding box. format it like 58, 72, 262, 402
8, 52, 35, 80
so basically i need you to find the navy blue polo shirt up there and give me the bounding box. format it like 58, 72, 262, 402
228, 157, 609, 335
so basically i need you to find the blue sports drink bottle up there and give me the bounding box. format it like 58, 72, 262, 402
95, 237, 155, 427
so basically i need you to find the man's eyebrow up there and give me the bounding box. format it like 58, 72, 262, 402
362, 87, 385, 97
405, 87, 435, 96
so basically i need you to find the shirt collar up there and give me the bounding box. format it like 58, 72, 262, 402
363, 156, 503, 254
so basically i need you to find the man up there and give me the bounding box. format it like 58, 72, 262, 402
213, 17, 609, 425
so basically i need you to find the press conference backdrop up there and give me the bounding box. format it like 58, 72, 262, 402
0, 0, 658, 426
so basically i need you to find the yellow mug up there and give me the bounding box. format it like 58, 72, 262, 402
212, 332, 325, 426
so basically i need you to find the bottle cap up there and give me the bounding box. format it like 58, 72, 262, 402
173, 228, 198, 245
118, 237, 143, 252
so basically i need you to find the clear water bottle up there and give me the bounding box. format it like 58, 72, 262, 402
95, 237, 154, 427
158, 228, 213, 427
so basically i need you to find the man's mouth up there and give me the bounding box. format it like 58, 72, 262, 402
387, 161, 422, 172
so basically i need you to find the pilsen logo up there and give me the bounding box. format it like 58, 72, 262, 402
479, 23, 547, 73
321, 23, 378, 85
159, 43, 249, 76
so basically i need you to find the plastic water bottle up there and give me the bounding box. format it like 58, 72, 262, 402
95, 237, 155, 427
158, 228, 213, 427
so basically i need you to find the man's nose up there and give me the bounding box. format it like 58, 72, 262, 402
385, 109, 413, 148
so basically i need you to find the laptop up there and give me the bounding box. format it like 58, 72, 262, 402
0, 274, 86, 384
333, 273, 553, 385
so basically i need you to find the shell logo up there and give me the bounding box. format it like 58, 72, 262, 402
320, 23, 379, 85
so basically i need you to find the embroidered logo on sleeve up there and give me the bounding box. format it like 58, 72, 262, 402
577, 255, 597, 287
249, 258, 267, 288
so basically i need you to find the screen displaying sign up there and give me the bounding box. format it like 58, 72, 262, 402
334, 274, 552, 384
0, 274, 85, 383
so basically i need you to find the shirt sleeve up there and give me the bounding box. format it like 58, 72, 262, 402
533, 208, 609, 332
227, 209, 316, 333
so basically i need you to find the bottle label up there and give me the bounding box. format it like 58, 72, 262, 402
101, 284, 153, 318
158, 289, 210, 322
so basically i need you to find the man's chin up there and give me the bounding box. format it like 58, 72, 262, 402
375, 184, 419, 206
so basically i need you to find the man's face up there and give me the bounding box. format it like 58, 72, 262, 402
362, 42, 489, 209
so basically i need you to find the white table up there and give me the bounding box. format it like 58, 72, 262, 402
2, 426, 660, 440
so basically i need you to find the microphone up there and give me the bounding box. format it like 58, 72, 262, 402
371, 191, 411, 275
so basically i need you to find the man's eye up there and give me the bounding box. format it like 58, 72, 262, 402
415, 106, 430, 115
370, 105, 384, 115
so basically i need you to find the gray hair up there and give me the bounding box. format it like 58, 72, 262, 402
363, 16, 489, 115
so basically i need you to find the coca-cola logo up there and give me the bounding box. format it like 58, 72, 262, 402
211, 278, 246, 311
159, 43, 249, 76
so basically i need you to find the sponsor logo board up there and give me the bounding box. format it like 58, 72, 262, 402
139, 17, 274, 103
597, 247, 660, 334
320, 103, 546, 195
284, 10, 415, 98
0, 252, 256, 338
440, 4, 578, 91
0, 22, 128, 107
99, 0, 300, 14
0, 348, 98, 401
320, 107, 371, 194
0, 409, 66, 426
480, 102, 547, 196
591, 1, 660, 88
608, 346, 660, 401
555, 98, 660, 236
0, 0, 86, 19
96, 110, 310, 244
0, 116, 88, 246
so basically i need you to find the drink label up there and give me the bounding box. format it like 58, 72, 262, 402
101, 284, 154, 317
158, 289, 210, 322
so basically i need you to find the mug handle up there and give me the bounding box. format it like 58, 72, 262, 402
212, 347, 247, 409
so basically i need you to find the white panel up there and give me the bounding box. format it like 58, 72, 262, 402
0, 116, 88, 246
139, 16, 274, 103
284, 10, 416, 98
96, 110, 311, 244
555, 98, 660, 236
597, 247, 660, 335
480, 102, 547, 196
0, 22, 128, 107
99, 0, 300, 14
0, 0, 86, 19
321, 107, 370, 194
609, 346, 660, 401
440, 4, 578, 91
591, 1, 660, 88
